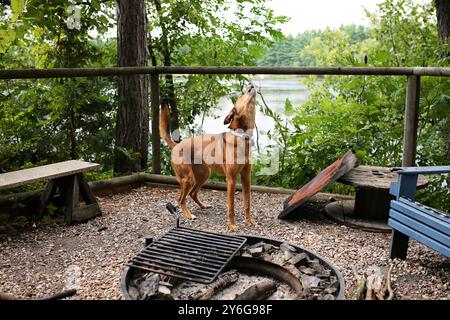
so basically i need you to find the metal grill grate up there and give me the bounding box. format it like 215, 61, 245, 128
127, 227, 246, 284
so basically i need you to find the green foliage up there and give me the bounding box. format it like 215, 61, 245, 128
0, 0, 286, 182
255, 0, 449, 210
0, 0, 448, 217
147, 0, 286, 169
0, 1, 117, 176
258, 25, 370, 67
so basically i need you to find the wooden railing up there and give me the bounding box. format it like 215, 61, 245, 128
1, 66, 449, 173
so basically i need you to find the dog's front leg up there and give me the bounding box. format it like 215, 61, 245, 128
226, 177, 237, 232
241, 165, 255, 226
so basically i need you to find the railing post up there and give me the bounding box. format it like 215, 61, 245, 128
402, 75, 420, 167
151, 72, 161, 174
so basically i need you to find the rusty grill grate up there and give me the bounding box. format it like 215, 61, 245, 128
127, 227, 247, 284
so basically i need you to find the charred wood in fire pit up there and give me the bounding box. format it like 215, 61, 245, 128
280, 242, 296, 253
189, 270, 239, 300
249, 241, 276, 253
234, 279, 277, 300
132, 273, 160, 300
301, 274, 321, 289
249, 247, 263, 256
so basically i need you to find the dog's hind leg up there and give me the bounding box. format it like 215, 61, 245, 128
241, 164, 255, 226
190, 165, 211, 209
226, 174, 238, 232
178, 178, 196, 220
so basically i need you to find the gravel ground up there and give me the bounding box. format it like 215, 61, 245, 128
0, 185, 448, 300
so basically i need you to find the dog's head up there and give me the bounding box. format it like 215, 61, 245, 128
224, 84, 256, 131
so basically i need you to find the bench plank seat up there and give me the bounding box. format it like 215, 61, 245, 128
0, 160, 100, 190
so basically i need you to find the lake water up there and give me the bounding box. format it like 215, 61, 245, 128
195, 77, 310, 149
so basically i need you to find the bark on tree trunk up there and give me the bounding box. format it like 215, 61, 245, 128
114, 0, 149, 174
435, 0, 450, 43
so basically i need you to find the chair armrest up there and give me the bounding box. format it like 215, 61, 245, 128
391, 166, 450, 175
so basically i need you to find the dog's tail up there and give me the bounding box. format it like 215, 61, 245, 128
159, 104, 177, 149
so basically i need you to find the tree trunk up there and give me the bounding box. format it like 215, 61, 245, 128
435, 0, 450, 43
114, 0, 149, 174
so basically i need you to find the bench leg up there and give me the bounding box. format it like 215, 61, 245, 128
60, 175, 79, 226
77, 173, 97, 205
390, 229, 409, 260
38, 180, 57, 218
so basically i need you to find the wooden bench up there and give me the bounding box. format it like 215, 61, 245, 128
0, 160, 102, 225
388, 166, 450, 259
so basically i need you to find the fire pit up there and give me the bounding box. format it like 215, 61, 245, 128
121, 235, 345, 300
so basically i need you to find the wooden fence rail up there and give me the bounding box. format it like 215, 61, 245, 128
0, 66, 450, 79
1, 66, 449, 172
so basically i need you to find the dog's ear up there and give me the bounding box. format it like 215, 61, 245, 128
224, 107, 237, 125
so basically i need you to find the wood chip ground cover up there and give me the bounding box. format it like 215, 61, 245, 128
0, 186, 448, 300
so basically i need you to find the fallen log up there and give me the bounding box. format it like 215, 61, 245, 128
190, 270, 239, 300
0, 172, 353, 215
143, 173, 354, 200
234, 279, 277, 300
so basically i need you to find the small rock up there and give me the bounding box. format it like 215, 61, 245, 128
249, 241, 265, 249
324, 286, 337, 294
158, 285, 171, 295
159, 281, 173, 288
128, 286, 140, 300
263, 244, 276, 252
97, 226, 107, 232
301, 274, 321, 289
299, 266, 315, 275
289, 253, 308, 266
139, 274, 160, 299
316, 270, 331, 278
249, 247, 263, 256
307, 258, 321, 269
283, 250, 294, 261
280, 242, 296, 253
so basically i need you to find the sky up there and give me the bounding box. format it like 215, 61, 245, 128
265, 0, 423, 35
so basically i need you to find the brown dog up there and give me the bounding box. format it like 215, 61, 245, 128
159, 84, 256, 231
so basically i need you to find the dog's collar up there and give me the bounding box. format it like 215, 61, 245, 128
229, 129, 253, 140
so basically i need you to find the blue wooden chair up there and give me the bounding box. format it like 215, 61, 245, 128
388, 166, 450, 260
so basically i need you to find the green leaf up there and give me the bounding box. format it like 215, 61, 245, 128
0, 28, 17, 53
284, 98, 294, 115
11, 0, 25, 21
